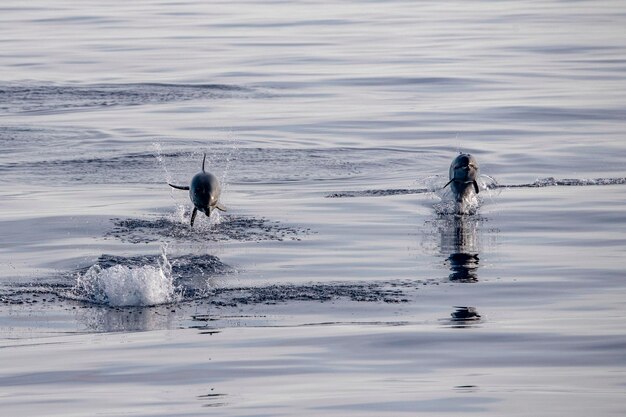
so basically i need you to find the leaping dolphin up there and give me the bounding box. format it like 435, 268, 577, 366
443, 153, 480, 203
168, 153, 226, 227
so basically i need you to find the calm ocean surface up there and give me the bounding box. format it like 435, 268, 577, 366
1, 1, 625, 415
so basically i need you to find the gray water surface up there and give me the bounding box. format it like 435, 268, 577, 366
1, 1, 625, 416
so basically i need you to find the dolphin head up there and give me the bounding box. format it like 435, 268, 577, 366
449, 153, 479, 183
444, 153, 481, 205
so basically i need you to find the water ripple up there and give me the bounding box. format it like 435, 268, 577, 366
0, 83, 252, 114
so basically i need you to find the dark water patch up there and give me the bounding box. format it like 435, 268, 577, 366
327, 188, 429, 198
444, 306, 483, 328
0, 83, 252, 114
205, 281, 411, 307
0, 285, 71, 306
107, 214, 309, 244
3, 277, 413, 312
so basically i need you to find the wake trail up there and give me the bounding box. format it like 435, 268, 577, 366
326, 176, 626, 198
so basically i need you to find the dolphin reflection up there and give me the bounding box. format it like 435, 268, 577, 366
440, 215, 480, 282
444, 306, 483, 328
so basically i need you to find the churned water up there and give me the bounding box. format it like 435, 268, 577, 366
1, 1, 625, 416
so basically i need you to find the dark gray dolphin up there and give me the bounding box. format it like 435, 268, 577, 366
168, 154, 226, 227
442, 153, 480, 202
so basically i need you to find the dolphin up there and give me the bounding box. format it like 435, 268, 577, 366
442, 153, 480, 203
168, 153, 226, 227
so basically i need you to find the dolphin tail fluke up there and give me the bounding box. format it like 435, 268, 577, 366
169, 183, 190, 190
215, 203, 227, 212
473, 180, 480, 194
202, 153, 206, 172
442, 179, 454, 190
190, 207, 198, 227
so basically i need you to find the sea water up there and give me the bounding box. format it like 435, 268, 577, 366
1, 1, 625, 416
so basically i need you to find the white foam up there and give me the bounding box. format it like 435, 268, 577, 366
172, 202, 190, 223
73, 247, 180, 307
423, 174, 500, 215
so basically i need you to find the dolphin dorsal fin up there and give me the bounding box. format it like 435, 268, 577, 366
202, 153, 206, 172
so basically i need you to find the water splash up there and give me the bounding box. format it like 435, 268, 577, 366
434, 190, 481, 215
107, 213, 307, 244
220, 130, 240, 198
418, 174, 447, 194
167, 202, 223, 229
419, 174, 487, 215
72, 245, 180, 307
152, 142, 173, 184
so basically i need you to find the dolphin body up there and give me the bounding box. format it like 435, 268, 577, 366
443, 153, 480, 203
168, 154, 226, 227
